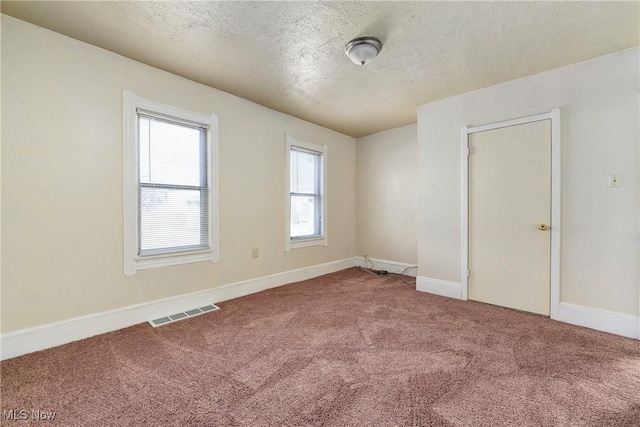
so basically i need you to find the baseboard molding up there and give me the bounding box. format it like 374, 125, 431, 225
555, 302, 639, 340
354, 256, 418, 277
1, 258, 355, 360
414, 277, 639, 340
416, 276, 463, 300
5, 261, 636, 360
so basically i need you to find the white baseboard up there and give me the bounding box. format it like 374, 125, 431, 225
0, 258, 355, 360
354, 256, 417, 277
555, 302, 640, 340
4, 260, 636, 360
414, 279, 639, 339
416, 276, 463, 300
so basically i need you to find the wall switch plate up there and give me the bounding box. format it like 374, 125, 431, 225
608, 174, 621, 188
252, 248, 259, 258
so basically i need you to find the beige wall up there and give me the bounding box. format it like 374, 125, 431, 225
356, 125, 417, 264
418, 48, 639, 316
1, 16, 356, 333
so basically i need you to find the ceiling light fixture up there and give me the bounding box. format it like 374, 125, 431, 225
345, 37, 382, 66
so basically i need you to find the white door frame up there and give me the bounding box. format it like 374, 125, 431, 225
461, 108, 561, 319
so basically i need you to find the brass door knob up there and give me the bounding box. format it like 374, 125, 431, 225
538, 224, 549, 231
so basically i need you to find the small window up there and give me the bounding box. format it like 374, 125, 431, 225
123, 91, 219, 276
285, 135, 327, 251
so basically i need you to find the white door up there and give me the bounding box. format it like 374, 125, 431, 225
468, 119, 551, 316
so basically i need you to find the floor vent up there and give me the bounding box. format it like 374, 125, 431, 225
149, 304, 219, 328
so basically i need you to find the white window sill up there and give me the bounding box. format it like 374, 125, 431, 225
125, 250, 218, 276
285, 237, 327, 252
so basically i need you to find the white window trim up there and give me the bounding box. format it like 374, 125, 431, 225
285, 134, 328, 252
123, 90, 219, 276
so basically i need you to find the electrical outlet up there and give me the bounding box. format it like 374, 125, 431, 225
608, 174, 621, 188
252, 248, 259, 258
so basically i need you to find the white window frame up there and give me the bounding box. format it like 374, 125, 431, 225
285, 134, 328, 252
123, 90, 219, 276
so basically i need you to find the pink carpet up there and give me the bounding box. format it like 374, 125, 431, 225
2, 267, 639, 426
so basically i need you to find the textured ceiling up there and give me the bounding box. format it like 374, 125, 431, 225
2, 1, 639, 137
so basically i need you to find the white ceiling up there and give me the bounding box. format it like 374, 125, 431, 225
2, 1, 638, 137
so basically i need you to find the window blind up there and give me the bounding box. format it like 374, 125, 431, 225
137, 113, 209, 256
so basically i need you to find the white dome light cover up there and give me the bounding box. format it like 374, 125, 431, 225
345, 37, 382, 66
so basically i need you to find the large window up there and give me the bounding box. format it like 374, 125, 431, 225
285, 135, 327, 251
123, 90, 219, 276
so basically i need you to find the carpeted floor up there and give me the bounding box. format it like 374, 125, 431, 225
1, 267, 639, 426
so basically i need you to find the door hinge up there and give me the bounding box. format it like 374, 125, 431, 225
466, 269, 471, 278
